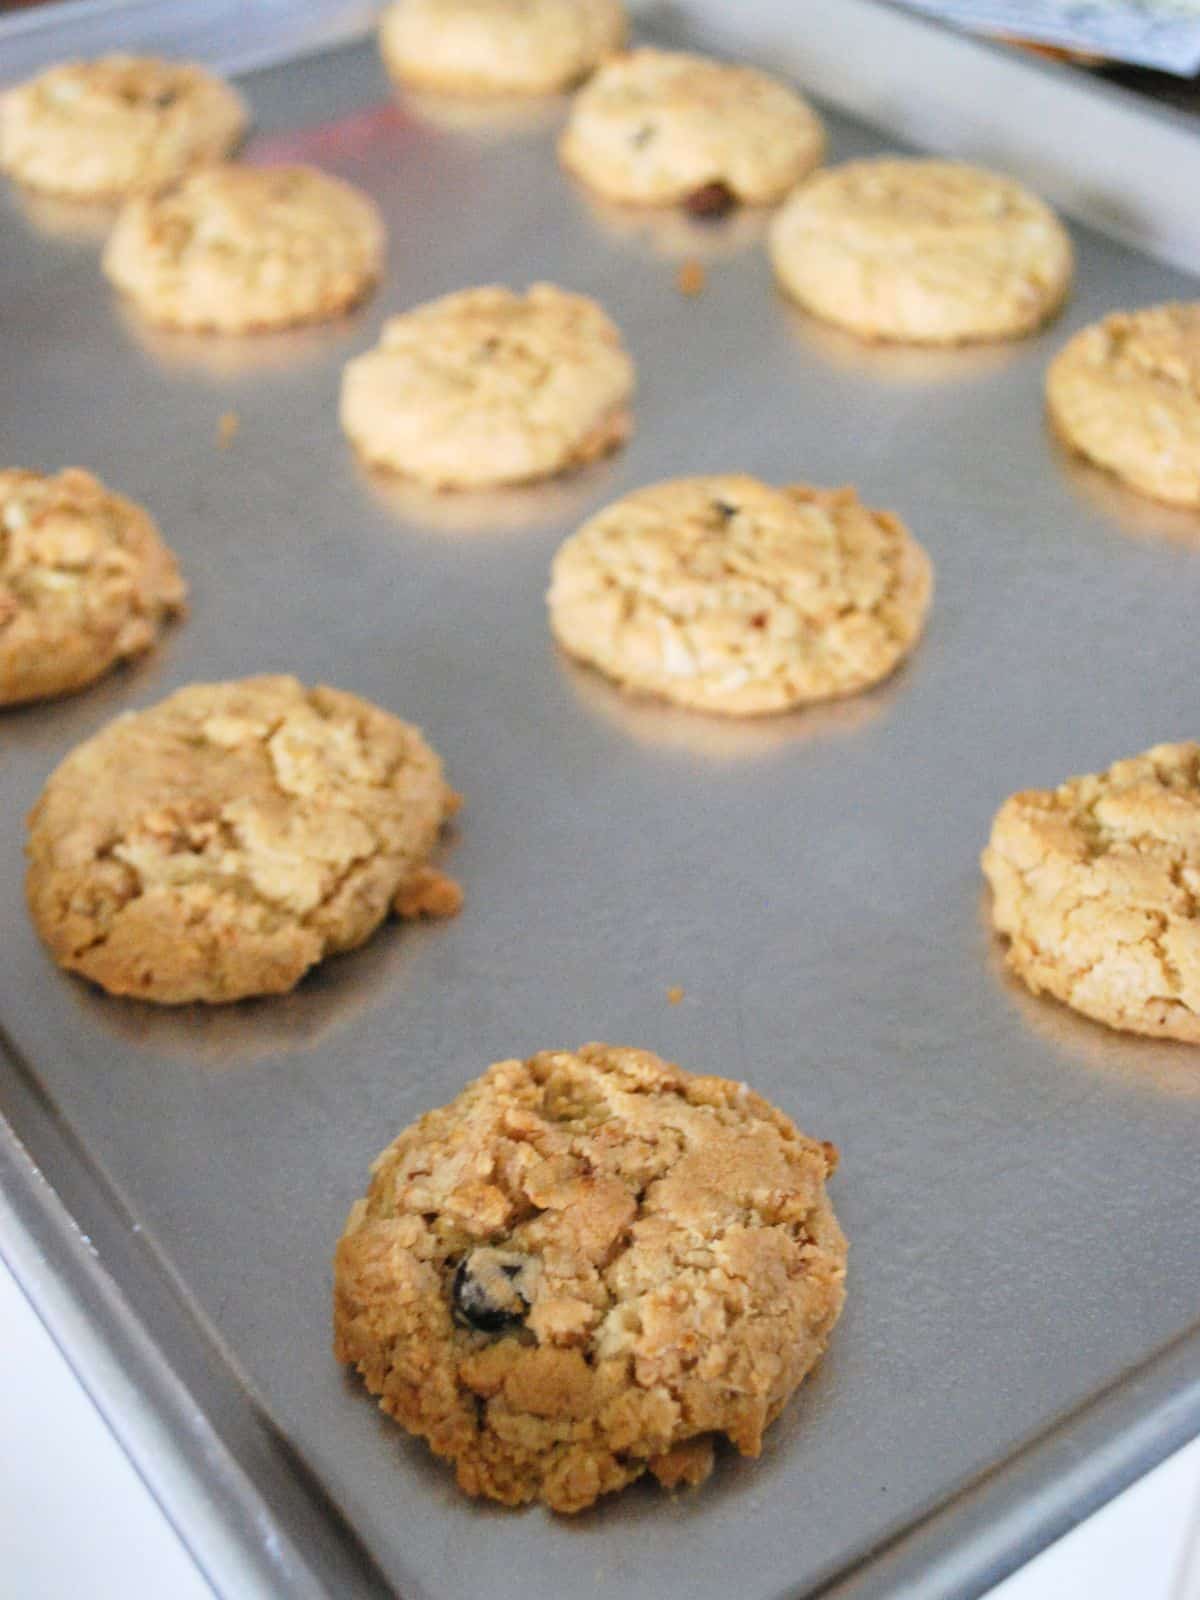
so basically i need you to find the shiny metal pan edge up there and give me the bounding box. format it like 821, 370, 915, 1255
2, 10, 1200, 1600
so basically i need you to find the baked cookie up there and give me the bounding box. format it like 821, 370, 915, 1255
103, 164, 384, 332
547, 475, 933, 716
340, 284, 634, 488
0, 55, 246, 200
769, 158, 1073, 345
380, 0, 625, 95
559, 48, 825, 209
1046, 304, 1200, 506
334, 1043, 846, 1512
982, 743, 1200, 1041
1, 468, 185, 708
26, 676, 460, 1003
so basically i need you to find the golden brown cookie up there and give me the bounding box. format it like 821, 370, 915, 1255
0, 55, 246, 200
982, 743, 1200, 1040
769, 158, 1073, 345
26, 676, 460, 1004
340, 284, 634, 488
380, 0, 626, 95
559, 48, 825, 208
334, 1043, 846, 1512
103, 164, 385, 332
0, 468, 185, 707
547, 474, 933, 716
1046, 304, 1200, 506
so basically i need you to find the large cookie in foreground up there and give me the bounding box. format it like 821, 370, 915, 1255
334, 1043, 846, 1512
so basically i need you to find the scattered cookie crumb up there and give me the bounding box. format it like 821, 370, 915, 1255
676, 260, 706, 298
666, 985, 685, 1005
394, 865, 464, 921
217, 410, 239, 446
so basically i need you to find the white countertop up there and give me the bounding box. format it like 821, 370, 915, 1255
3, 1255, 1198, 1600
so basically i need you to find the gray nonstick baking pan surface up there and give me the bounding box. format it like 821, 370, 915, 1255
1, 9, 1199, 1600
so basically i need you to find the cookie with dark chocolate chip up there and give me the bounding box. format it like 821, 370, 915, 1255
559, 48, 825, 209
547, 474, 934, 717
333, 1044, 847, 1513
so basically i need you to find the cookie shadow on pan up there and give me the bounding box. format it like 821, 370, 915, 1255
57, 922, 434, 1070
113, 299, 372, 382
568, 189, 772, 262
0, 646, 182, 749
555, 652, 904, 762
778, 303, 1030, 385
979, 894, 1200, 1098
558, 1353, 846, 1528
1047, 433, 1200, 546
351, 456, 622, 537
337, 1376, 678, 1523
341, 1410, 808, 1527
9, 187, 118, 244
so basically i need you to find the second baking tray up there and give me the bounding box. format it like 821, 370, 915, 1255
2, 8, 1200, 1600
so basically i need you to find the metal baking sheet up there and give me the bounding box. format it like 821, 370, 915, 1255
3, 14, 1200, 1600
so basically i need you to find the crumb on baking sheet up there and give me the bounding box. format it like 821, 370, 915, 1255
394, 866, 464, 920
667, 985, 685, 1005
218, 411, 239, 446
676, 261, 706, 298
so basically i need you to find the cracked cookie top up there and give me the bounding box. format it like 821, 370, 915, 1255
559, 48, 825, 209
26, 675, 460, 1004
0, 468, 186, 707
103, 164, 385, 333
339, 284, 635, 488
0, 54, 247, 200
769, 159, 1073, 345
547, 474, 933, 716
380, 0, 626, 96
983, 743, 1200, 1040
1046, 303, 1200, 506
334, 1043, 846, 1512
